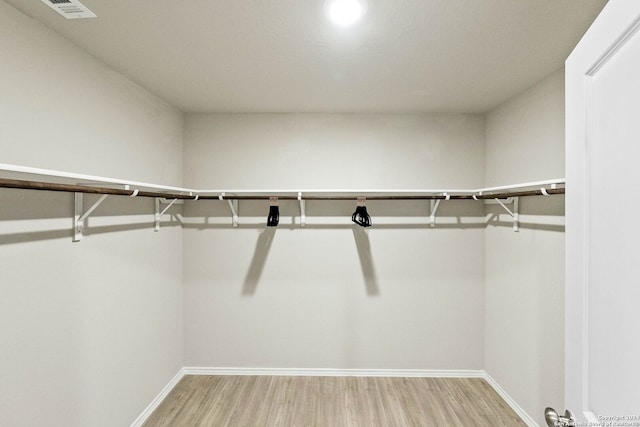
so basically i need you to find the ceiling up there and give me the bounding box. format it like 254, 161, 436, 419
6, 0, 607, 113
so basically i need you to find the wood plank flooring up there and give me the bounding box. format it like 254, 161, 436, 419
144, 375, 527, 427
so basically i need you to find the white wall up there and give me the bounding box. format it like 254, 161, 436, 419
0, 3, 184, 426
183, 113, 487, 370
484, 70, 566, 425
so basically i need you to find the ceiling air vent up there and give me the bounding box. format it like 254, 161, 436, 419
41, 0, 97, 19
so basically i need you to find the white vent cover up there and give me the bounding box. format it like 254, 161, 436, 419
41, 0, 96, 19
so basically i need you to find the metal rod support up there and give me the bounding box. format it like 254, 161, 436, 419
495, 198, 515, 217
429, 199, 441, 228
298, 192, 306, 228
74, 193, 83, 242
74, 193, 108, 241
494, 197, 520, 232
155, 198, 179, 232
227, 200, 239, 228
160, 198, 178, 216
78, 194, 109, 223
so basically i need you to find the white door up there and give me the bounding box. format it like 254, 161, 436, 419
566, 0, 640, 423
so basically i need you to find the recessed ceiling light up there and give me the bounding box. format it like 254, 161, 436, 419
324, 0, 367, 27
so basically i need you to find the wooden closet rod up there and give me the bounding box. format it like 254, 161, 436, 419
0, 177, 564, 200
194, 189, 565, 200
0, 178, 196, 199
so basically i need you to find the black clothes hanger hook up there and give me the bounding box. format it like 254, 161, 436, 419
351, 197, 372, 227
267, 197, 279, 227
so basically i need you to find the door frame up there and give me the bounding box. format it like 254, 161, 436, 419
565, 0, 640, 421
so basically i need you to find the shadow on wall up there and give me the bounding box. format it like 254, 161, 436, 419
352, 227, 379, 296
0, 189, 182, 245
486, 194, 565, 232
0, 188, 565, 245
180, 199, 487, 230
242, 227, 277, 295
0, 222, 183, 245
240, 225, 380, 296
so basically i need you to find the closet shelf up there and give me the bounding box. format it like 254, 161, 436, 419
0, 163, 565, 240
0, 163, 565, 200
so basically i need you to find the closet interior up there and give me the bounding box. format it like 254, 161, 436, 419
0, 0, 607, 426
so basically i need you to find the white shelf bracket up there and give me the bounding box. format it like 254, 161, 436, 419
493, 197, 519, 232
73, 193, 108, 242
514, 197, 519, 232
219, 193, 239, 228
429, 199, 441, 227
298, 192, 306, 228
429, 193, 449, 227
155, 197, 179, 232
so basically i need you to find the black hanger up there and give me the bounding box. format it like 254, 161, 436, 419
267, 197, 279, 227
351, 197, 372, 227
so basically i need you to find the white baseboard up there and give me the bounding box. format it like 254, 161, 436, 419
183, 366, 485, 378
131, 368, 536, 427
130, 368, 185, 427
483, 372, 539, 427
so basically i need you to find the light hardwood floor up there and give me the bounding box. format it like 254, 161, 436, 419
143, 375, 527, 426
